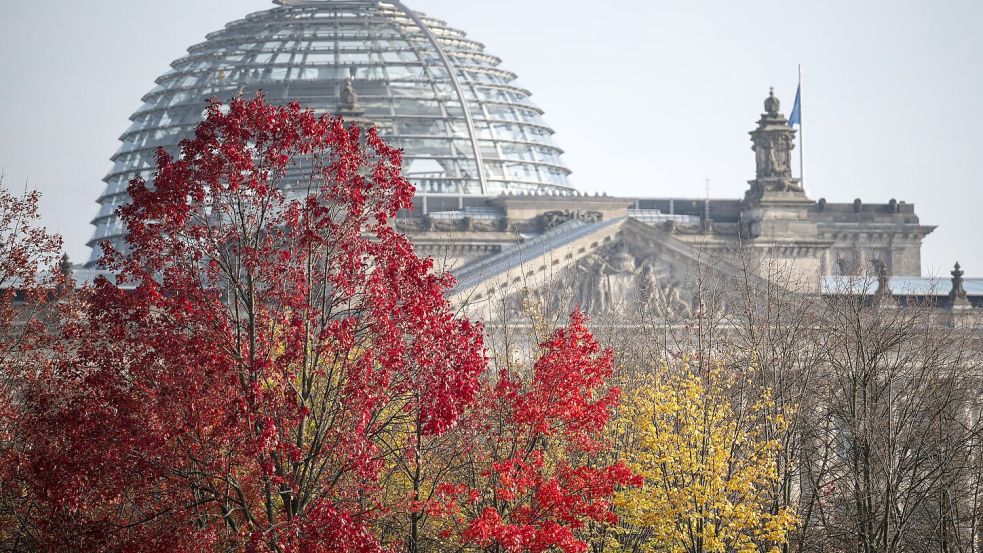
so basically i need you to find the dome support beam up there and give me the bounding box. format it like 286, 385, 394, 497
391, 1, 489, 196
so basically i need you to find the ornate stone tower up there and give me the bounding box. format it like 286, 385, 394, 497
742, 88, 816, 231
741, 89, 826, 286
745, 88, 805, 202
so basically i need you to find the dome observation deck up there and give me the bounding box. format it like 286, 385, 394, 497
88, 0, 574, 264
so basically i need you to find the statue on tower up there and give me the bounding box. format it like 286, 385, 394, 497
745, 88, 804, 203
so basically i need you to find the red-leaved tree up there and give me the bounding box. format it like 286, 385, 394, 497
16, 95, 485, 552
432, 311, 641, 553
0, 181, 64, 550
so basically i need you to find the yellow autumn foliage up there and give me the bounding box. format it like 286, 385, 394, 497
611, 363, 796, 553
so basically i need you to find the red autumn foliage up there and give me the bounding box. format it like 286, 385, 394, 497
0, 182, 64, 551
12, 95, 486, 552
1, 96, 636, 552
435, 311, 641, 553
0, 185, 64, 396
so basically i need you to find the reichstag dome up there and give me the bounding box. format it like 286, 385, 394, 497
87, 0, 573, 264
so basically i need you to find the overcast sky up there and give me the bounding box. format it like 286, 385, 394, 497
1, 0, 981, 276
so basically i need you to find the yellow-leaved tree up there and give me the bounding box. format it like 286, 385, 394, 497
610, 362, 795, 553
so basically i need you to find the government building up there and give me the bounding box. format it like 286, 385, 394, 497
81, 0, 981, 319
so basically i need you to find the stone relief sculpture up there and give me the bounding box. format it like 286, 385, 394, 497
636, 259, 690, 317
573, 254, 608, 314
754, 137, 775, 178
540, 209, 603, 231
566, 243, 690, 318
753, 133, 794, 181
396, 216, 502, 233
482, 239, 746, 323
771, 136, 792, 178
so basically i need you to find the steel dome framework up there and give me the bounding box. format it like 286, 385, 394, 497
88, 0, 574, 263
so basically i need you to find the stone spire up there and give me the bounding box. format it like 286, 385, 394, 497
948, 261, 971, 309
58, 253, 75, 289
745, 88, 805, 203
59, 253, 73, 279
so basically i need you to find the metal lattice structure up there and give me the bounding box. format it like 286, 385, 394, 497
88, 0, 574, 264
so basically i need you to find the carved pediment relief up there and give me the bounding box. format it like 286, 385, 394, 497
502, 240, 696, 321
450, 218, 754, 323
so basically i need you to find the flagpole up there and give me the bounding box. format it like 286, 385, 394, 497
798, 64, 804, 189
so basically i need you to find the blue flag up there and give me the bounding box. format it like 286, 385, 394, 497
788, 84, 801, 127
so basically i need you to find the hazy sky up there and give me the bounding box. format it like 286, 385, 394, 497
1, 0, 981, 276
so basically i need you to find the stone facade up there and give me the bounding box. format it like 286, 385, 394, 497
390, 90, 973, 318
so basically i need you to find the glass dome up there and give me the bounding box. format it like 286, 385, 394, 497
88, 0, 574, 264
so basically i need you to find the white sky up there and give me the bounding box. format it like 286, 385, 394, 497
1, 0, 980, 276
